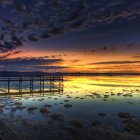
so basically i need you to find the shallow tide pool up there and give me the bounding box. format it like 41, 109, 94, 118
0, 75, 140, 140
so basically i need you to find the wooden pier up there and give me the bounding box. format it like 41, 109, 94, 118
0, 75, 63, 97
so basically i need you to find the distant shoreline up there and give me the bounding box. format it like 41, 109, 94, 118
0, 72, 140, 76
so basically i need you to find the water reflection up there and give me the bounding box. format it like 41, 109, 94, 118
0, 75, 140, 140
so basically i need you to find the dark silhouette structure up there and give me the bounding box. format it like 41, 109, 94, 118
0, 75, 63, 97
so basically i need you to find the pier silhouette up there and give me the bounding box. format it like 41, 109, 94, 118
0, 75, 63, 97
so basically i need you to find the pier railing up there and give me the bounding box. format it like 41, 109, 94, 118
0, 75, 64, 97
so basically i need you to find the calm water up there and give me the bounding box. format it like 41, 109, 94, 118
0, 75, 140, 140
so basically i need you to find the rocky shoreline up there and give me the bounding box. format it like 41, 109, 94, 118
0, 121, 20, 140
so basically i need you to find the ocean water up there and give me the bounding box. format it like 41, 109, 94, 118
0, 75, 140, 139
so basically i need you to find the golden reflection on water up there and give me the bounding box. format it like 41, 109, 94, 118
64, 76, 140, 94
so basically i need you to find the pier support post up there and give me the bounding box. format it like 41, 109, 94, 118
59, 76, 63, 95
19, 77, 22, 97
43, 76, 45, 96
8, 77, 10, 97
30, 76, 33, 96
50, 76, 54, 95
40, 76, 42, 95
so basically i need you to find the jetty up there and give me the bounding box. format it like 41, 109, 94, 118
0, 74, 63, 97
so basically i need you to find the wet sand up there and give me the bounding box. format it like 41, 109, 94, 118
0, 121, 19, 140
0, 76, 140, 140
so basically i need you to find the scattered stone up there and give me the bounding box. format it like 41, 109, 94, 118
44, 104, 52, 108
123, 93, 133, 97
127, 101, 134, 105
118, 112, 132, 118
40, 108, 50, 113
98, 113, 106, 117
0, 104, 5, 108
92, 121, 101, 126
28, 106, 37, 111
70, 119, 84, 128
117, 93, 123, 96
125, 119, 140, 134
65, 127, 80, 136
64, 100, 69, 102
67, 96, 72, 98
111, 93, 115, 96
16, 106, 26, 110
104, 95, 109, 98
64, 104, 72, 108
103, 98, 107, 102
15, 102, 23, 106
50, 113, 64, 122
38, 98, 45, 101
92, 92, 100, 96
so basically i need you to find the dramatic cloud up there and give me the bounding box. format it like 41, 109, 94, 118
0, 57, 65, 71
0, 0, 140, 52
88, 60, 140, 65
0, 51, 21, 59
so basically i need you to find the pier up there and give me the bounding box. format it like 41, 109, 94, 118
0, 75, 64, 97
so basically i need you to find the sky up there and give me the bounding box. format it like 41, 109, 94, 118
0, 0, 140, 73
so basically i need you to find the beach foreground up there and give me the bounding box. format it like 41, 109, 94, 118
0, 75, 140, 140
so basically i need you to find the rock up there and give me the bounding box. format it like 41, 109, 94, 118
50, 113, 64, 122
64, 100, 69, 102
28, 106, 37, 111
127, 101, 134, 105
15, 102, 23, 106
64, 104, 72, 108
67, 96, 72, 98
98, 113, 106, 117
16, 106, 26, 110
65, 127, 80, 136
117, 93, 123, 96
44, 104, 52, 108
70, 119, 84, 128
123, 93, 133, 97
0, 104, 5, 108
111, 93, 115, 96
103, 98, 107, 102
92, 121, 101, 126
118, 112, 132, 118
125, 119, 140, 134
40, 108, 50, 113
104, 95, 109, 98
38, 98, 45, 101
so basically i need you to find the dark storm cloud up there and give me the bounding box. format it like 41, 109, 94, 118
0, 57, 64, 71
0, 57, 63, 66
88, 60, 140, 65
0, 0, 140, 52
0, 0, 13, 5
131, 55, 140, 58
0, 51, 21, 59
0, 36, 23, 52
32, 65, 69, 70
127, 43, 135, 47
28, 34, 39, 41
72, 60, 81, 63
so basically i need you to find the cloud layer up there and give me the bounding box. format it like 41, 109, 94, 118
0, 0, 140, 52
0, 56, 66, 71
